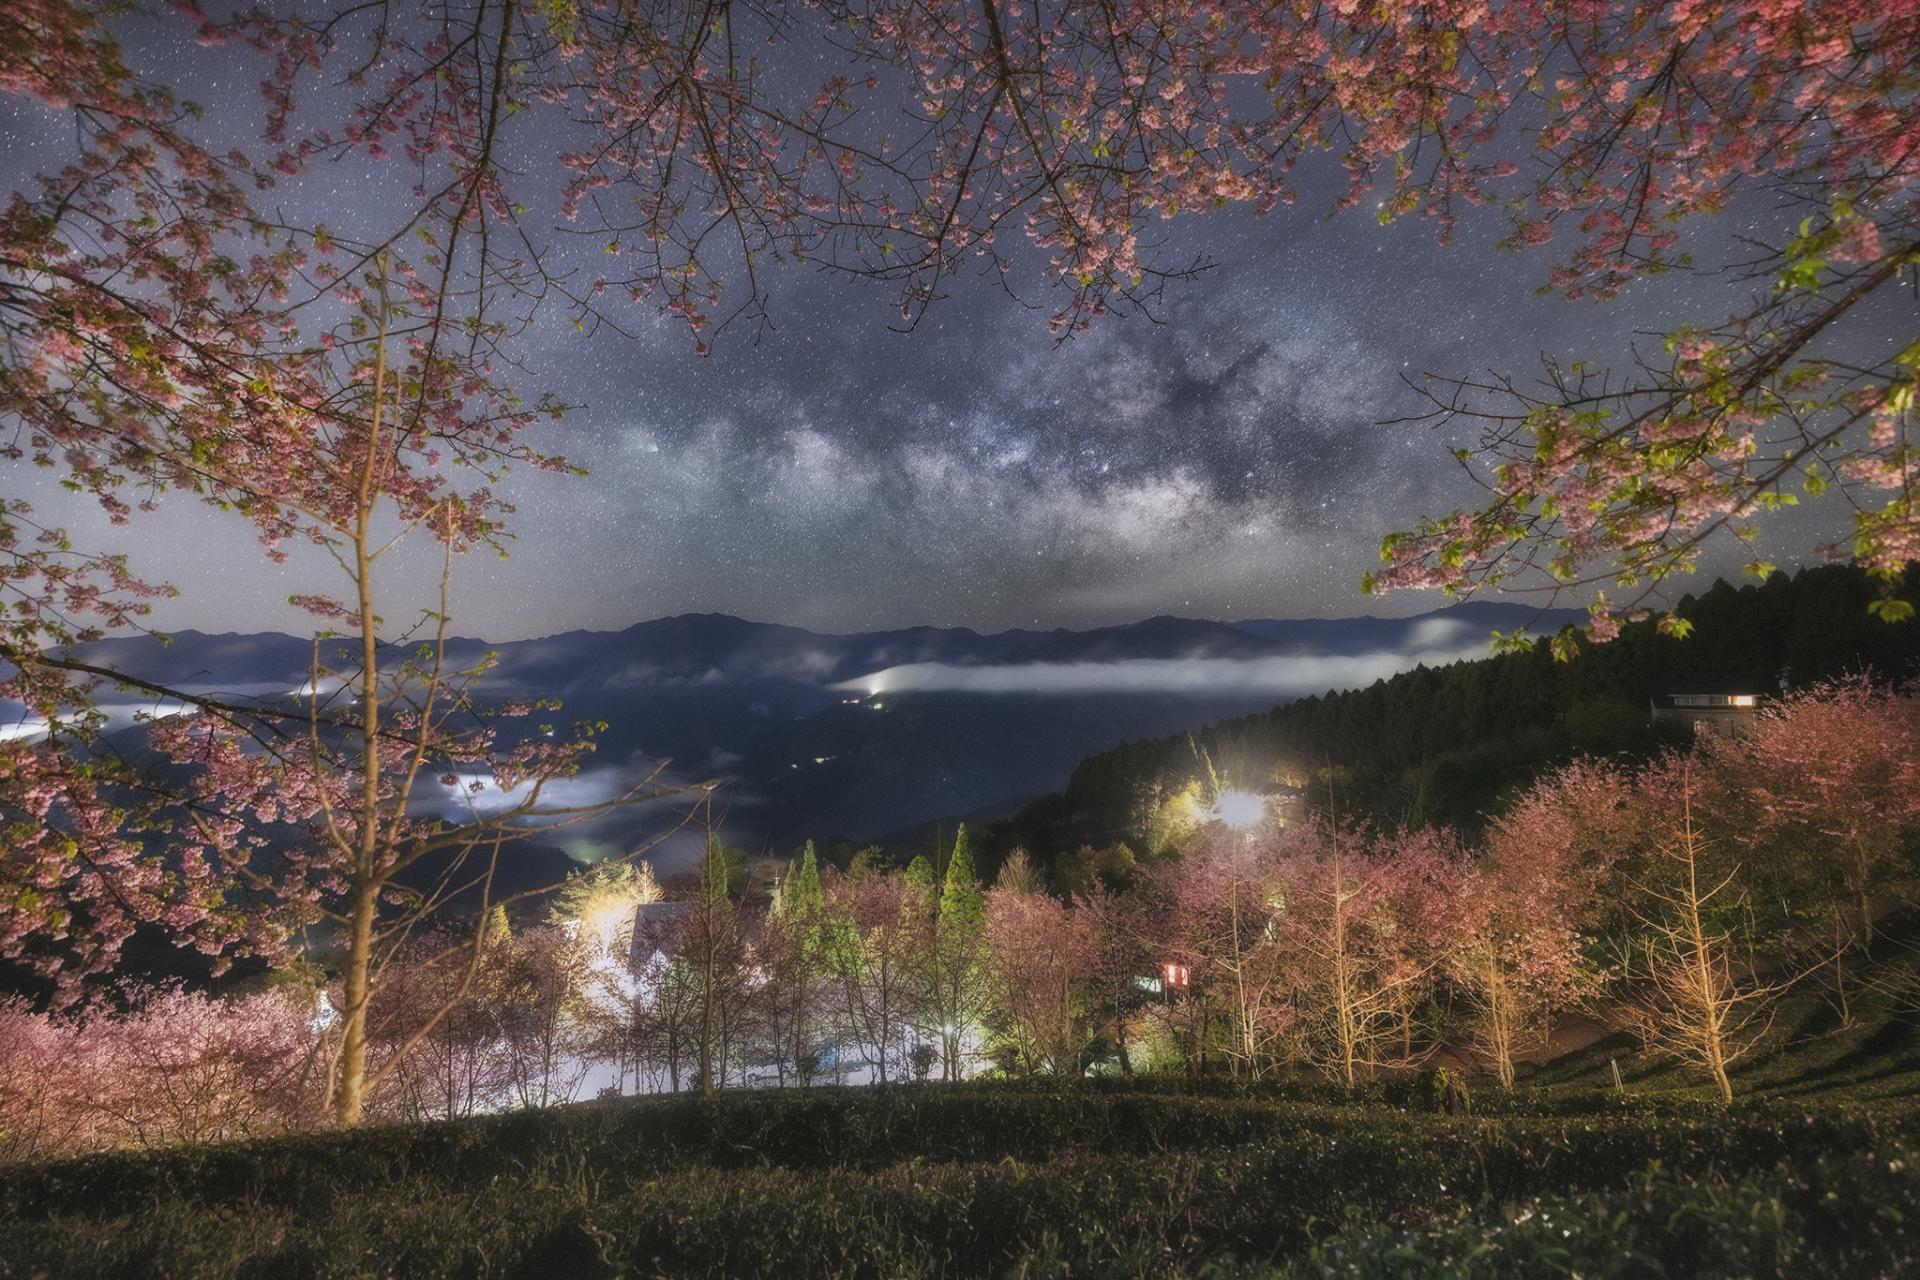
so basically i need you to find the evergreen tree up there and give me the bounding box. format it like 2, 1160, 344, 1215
996, 848, 1045, 897
930, 826, 987, 1080
483, 904, 512, 947
903, 854, 937, 918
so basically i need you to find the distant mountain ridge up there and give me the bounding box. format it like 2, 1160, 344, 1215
65, 601, 1585, 694
52, 600, 1587, 854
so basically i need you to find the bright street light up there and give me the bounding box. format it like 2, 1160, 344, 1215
1212, 789, 1266, 830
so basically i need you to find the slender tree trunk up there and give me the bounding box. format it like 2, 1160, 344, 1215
1332, 863, 1357, 1090
699, 942, 715, 1098
334, 877, 379, 1125
1682, 842, 1734, 1105
331, 258, 391, 1128
1486, 968, 1516, 1090
1854, 843, 1875, 946
1832, 904, 1854, 1029
1230, 883, 1254, 1079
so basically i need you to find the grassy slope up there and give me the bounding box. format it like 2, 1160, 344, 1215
1520, 916, 1920, 1105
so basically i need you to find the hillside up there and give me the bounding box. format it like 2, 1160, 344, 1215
989, 566, 1920, 861
6, 965, 1918, 1278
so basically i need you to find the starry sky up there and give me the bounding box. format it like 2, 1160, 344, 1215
4, 20, 1868, 642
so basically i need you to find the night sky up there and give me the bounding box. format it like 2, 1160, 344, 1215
3, 20, 1871, 642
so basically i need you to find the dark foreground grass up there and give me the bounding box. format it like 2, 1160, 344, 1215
3, 1081, 1917, 1279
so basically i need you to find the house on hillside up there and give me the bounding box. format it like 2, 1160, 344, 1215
1259, 782, 1309, 826
1648, 680, 1773, 737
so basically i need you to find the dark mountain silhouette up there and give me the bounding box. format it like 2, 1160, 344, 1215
49, 600, 1589, 854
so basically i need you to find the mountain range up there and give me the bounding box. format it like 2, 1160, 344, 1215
53, 600, 1584, 863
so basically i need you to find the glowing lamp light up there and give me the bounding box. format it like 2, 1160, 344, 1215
1212, 789, 1267, 829
581, 899, 633, 953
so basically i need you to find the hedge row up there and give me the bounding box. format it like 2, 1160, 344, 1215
4, 1093, 1915, 1278
3, 1081, 1907, 1219
1269, 1145, 1920, 1279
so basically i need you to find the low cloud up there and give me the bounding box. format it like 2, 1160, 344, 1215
838, 642, 1485, 700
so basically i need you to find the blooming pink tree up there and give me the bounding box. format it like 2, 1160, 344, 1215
823, 867, 926, 1085
1157, 830, 1293, 1080
1271, 818, 1464, 1088
981, 880, 1100, 1076
1613, 751, 1790, 1104
1720, 679, 1920, 945
1453, 771, 1620, 1088
1074, 883, 1154, 1075
0, 983, 324, 1160
1, 0, 695, 1125
0, 999, 98, 1163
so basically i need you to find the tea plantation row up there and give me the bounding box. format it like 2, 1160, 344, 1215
2, 1082, 1915, 1278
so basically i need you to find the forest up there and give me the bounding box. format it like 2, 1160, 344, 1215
1034, 564, 1920, 847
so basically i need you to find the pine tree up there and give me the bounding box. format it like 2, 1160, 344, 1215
931, 826, 987, 1080
996, 848, 1045, 897
903, 854, 937, 918
770, 841, 827, 1083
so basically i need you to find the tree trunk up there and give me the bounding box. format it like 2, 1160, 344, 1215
334, 260, 388, 1129
1684, 874, 1734, 1105
1486, 969, 1516, 1090
699, 948, 715, 1098
1855, 847, 1875, 946
333, 876, 379, 1125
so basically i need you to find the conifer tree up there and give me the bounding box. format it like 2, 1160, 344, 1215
903, 855, 937, 916
930, 826, 988, 1079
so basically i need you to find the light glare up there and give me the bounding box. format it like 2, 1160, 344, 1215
1212, 789, 1266, 829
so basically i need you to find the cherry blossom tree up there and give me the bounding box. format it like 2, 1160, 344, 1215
823, 866, 925, 1085
1453, 773, 1619, 1088
1614, 752, 1790, 1104
1271, 818, 1462, 1088
1075, 882, 1154, 1075
0, 999, 94, 1163
1158, 829, 1292, 1079
2, 0, 700, 1128
0, 982, 325, 1160
367, 924, 515, 1121
493, 925, 597, 1109
981, 880, 1098, 1076
673, 826, 758, 1096
77, 983, 325, 1148
1721, 679, 1920, 946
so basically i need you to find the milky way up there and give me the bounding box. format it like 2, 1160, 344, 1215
2, 20, 1886, 641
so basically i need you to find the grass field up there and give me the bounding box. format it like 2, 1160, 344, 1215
6, 952, 1920, 1278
